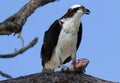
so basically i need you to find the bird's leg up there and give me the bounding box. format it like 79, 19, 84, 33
58, 55, 69, 71
71, 52, 77, 71
42, 66, 54, 73
17, 32, 24, 47
56, 48, 69, 71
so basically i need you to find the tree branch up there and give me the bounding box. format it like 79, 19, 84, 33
0, 71, 12, 79
0, 37, 38, 58
0, 72, 118, 83
0, 0, 58, 35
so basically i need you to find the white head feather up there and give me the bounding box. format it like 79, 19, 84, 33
70, 4, 82, 9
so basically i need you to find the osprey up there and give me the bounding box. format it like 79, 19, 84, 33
41, 4, 90, 72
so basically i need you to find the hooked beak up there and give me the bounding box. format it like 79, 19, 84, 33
83, 8, 90, 15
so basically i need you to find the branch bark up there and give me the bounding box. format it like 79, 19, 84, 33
0, 37, 38, 58
0, 0, 57, 35
0, 71, 12, 79
0, 72, 118, 83
0, 0, 57, 58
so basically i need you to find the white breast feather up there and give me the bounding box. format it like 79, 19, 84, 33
56, 15, 80, 62
44, 11, 82, 70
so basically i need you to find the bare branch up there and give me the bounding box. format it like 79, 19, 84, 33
0, 0, 58, 35
0, 72, 118, 83
0, 37, 38, 58
0, 71, 12, 79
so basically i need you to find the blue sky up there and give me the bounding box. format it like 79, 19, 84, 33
0, 0, 120, 82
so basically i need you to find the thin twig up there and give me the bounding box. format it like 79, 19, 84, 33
0, 37, 38, 58
17, 32, 24, 47
0, 70, 12, 79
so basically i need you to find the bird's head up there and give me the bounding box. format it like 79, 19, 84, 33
60, 4, 90, 20
70, 4, 90, 16
60, 4, 90, 19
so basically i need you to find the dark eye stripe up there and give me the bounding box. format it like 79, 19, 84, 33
60, 6, 84, 19
79, 6, 85, 10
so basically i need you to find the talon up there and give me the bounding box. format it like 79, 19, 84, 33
72, 61, 76, 70
61, 66, 69, 72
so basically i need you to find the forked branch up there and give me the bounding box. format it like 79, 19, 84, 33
0, 71, 12, 79
0, 0, 58, 35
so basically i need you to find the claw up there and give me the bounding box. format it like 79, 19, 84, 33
72, 61, 76, 70
61, 66, 69, 72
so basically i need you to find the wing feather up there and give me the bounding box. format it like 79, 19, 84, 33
76, 22, 82, 50
41, 20, 62, 66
